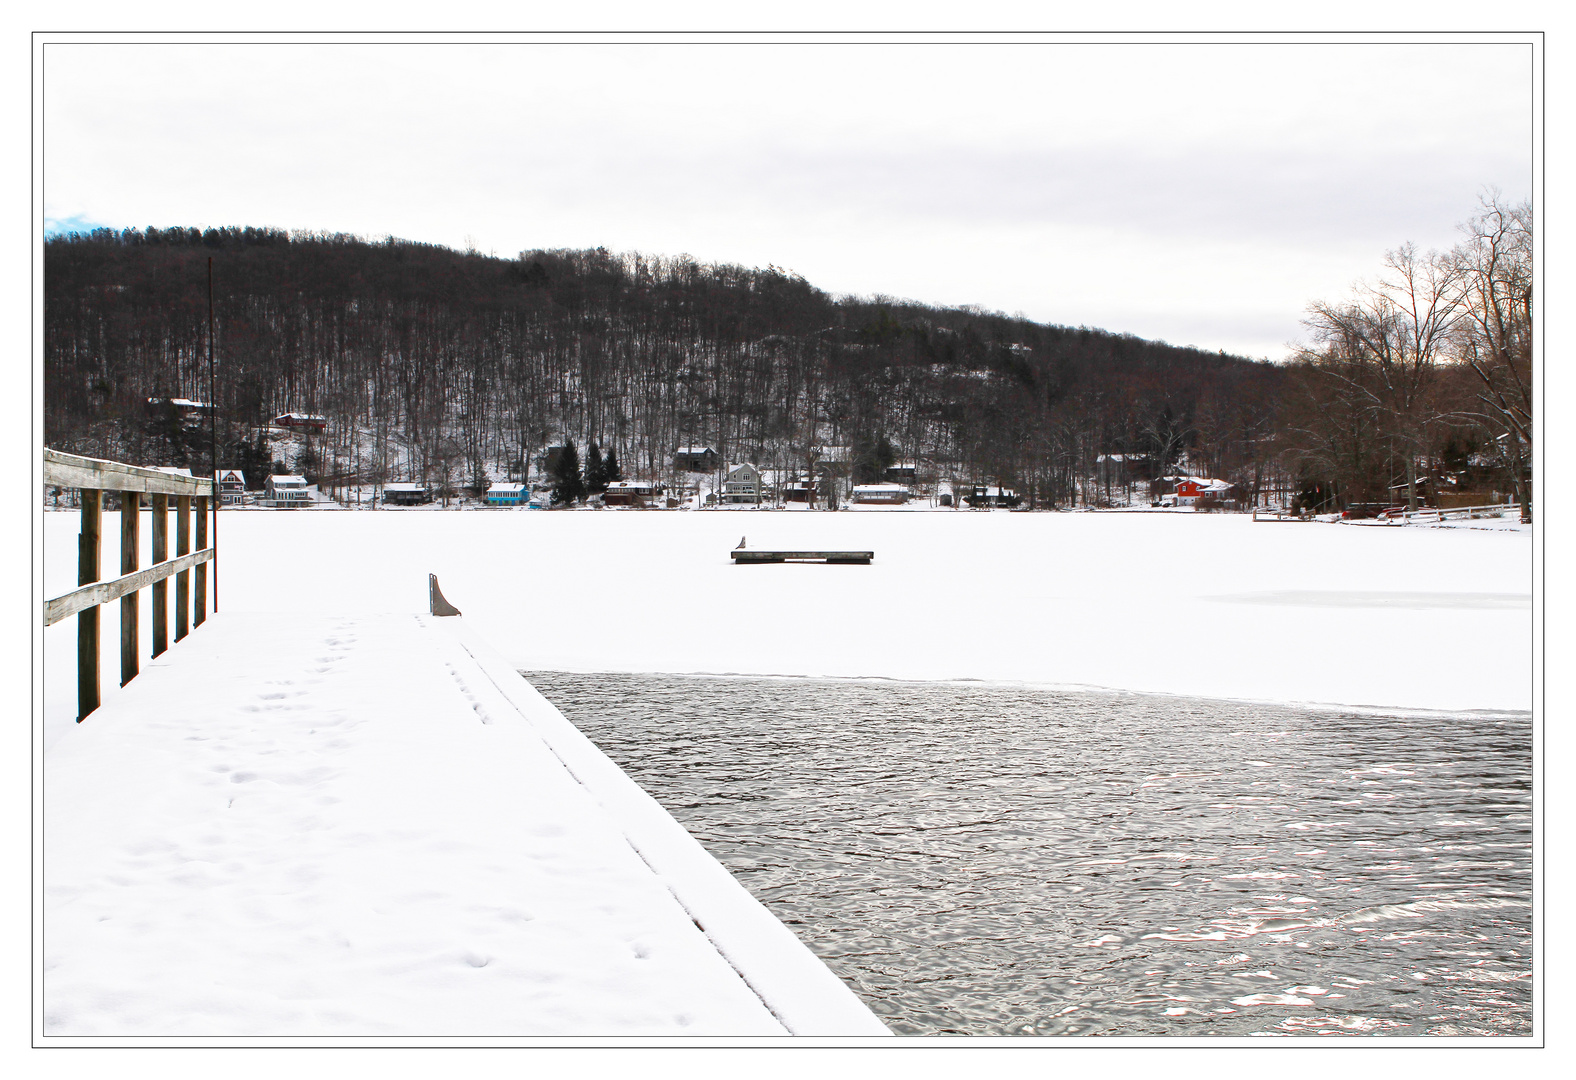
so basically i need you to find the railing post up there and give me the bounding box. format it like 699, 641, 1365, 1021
175, 495, 191, 642
119, 491, 139, 686
151, 493, 168, 657
193, 495, 208, 627
77, 489, 101, 721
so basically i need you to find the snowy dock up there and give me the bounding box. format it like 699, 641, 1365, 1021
731, 549, 874, 564
43, 609, 890, 1038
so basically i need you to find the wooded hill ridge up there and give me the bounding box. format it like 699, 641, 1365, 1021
46, 226, 1293, 505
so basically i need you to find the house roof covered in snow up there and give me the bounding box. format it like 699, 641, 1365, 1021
268, 475, 307, 485
384, 482, 427, 492
1176, 476, 1234, 491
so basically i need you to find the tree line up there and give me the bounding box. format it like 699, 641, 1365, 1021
43, 226, 1290, 507
42, 209, 1529, 515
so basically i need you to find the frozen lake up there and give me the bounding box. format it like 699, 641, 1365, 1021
44, 507, 1534, 747
529, 671, 1533, 1037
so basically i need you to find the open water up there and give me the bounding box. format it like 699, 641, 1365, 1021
525, 672, 1533, 1037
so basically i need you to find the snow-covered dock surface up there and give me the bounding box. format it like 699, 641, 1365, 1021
44, 611, 890, 1038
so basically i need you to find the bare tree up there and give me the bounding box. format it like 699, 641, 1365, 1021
1302, 243, 1468, 509
1452, 194, 1532, 521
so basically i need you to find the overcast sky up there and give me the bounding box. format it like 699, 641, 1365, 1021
41, 36, 1533, 360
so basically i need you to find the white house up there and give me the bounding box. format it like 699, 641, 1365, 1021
265, 474, 311, 508
722, 463, 763, 504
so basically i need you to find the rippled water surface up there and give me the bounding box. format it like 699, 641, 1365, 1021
525, 673, 1532, 1037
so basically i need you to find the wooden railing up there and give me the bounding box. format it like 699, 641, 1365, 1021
44, 449, 217, 721
1378, 503, 1521, 524
1252, 507, 1308, 522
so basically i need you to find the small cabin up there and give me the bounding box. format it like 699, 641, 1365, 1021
884, 462, 918, 485
603, 480, 665, 507
486, 482, 528, 506
674, 446, 719, 474
383, 482, 431, 506
851, 484, 911, 505
723, 464, 763, 503
265, 474, 311, 508
214, 469, 245, 505
272, 413, 327, 431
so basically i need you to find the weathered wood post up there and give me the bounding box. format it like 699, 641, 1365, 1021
77, 489, 101, 721
175, 494, 191, 642
120, 492, 139, 686
151, 493, 168, 658
193, 495, 208, 627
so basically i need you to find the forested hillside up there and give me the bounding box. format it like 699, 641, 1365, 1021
45, 226, 1290, 505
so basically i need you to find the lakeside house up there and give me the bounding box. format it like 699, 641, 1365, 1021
485, 481, 528, 506
674, 446, 719, 473
1168, 476, 1243, 509
383, 482, 431, 506
214, 469, 245, 505
722, 464, 763, 504
884, 462, 918, 485
602, 480, 665, 507
851, 484, 911, 505
265, 474, 311, 508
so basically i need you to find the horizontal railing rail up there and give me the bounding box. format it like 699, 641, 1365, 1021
45, 549, 216, 626
45, 448, 213, 496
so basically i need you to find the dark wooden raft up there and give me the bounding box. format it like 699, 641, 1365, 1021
731, 549, 873, 564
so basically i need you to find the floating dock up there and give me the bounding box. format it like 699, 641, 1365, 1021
43, 609, 890, 1038
731, 549, 873, 564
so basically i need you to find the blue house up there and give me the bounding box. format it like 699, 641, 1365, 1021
486, 481, 528, 506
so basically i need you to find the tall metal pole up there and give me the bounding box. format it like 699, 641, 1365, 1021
208, 256, 218, 611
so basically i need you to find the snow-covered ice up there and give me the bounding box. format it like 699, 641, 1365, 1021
43, 609, 888, 1037
47, 506, 1526, 724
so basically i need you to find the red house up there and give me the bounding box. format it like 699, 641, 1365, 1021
1172, 477, 1241, 508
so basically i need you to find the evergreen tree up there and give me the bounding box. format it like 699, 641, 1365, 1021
584, 440, 607, 495
551, 438, 585, 505
603, 447, 623, 485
